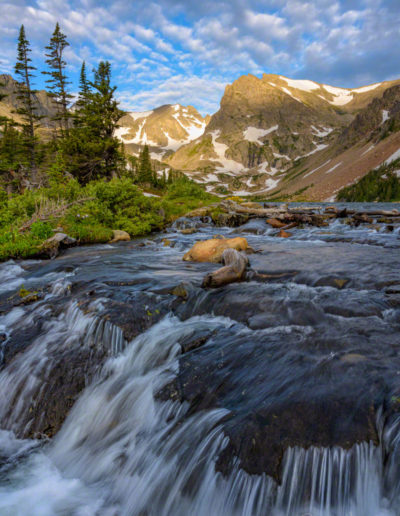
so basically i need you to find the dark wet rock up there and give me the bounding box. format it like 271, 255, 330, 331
158, 321, 388, 482
211, 212, 249, 228
81, 294, 172, 342
13, 292, 44, 306
34, 233, 77, 259
233, 219, 269, 235
172, 216, 204, 230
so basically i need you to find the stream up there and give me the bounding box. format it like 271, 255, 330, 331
0, 202, 400, 515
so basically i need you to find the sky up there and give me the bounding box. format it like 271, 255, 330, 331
0, 0, 399, 115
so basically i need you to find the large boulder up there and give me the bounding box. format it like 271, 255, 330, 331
183, 237, 249, 263
110, 230, 131, 243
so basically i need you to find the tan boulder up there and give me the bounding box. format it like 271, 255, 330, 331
110, 230, 130, 243
183, 237, 249, 263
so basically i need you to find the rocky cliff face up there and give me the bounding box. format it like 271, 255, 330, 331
0, 73, 58, 128
276, 83, 400, 201
165, 74, 400, 198
115, 104, 208, 160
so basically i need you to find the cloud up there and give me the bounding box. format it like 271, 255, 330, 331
0, 0, 399, 114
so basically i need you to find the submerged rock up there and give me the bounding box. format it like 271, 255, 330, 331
277, 229, 292, 238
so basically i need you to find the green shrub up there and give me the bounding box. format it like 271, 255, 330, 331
0, 175, 216, 261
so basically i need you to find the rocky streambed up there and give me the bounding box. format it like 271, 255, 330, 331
0, 201, 400, 515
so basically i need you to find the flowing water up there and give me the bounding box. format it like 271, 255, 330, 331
0, 202, 400, 515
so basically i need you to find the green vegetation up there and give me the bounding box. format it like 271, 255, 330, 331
0, 176, 216, 261
337, 159, 400, 202
0, 23, 217, 261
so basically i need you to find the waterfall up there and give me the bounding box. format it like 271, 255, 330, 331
0, 301, 126, 437
1, 314, 399, 515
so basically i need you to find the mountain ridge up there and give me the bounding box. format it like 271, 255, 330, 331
2, 70, 400, 200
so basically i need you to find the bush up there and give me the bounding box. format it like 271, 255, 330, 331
0, 175, 216, 261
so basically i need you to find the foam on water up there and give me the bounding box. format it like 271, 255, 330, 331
1, 316, 399, 515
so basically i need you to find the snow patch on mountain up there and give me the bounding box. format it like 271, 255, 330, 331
325, 162, 343, 174
381, 110, 390, 124
304, 159, 332, 178
323, 85, 353, 106
311, 125, 334, 137
243, 125, 278, 144
352, 83, 381, 94
361, 144, 375, 156
129, 110, 154, 121
280, 77, 319, 92
281, 87, 303, 103
210, 130, 246, 173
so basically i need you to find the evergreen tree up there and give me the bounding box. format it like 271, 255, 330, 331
43, 22, 72, 136
14, 25, 41, 172
62, 60, 125, 182
0, 120, 28, 179
79, 61, 90, 101
138, 145, 153, 184
74, 61, 90, 117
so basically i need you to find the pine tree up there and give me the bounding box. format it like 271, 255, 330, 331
79, 61, 90, 102
43, 23, 72, 136
62, 60, 125, 182
138, 145, 153, 184
14, 25, 41, 173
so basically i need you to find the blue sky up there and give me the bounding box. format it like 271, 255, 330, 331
1, 0, 399, 115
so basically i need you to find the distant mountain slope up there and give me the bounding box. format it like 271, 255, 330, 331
0, 73, 58, 129
115, 104, 209, 160
275, 84, 400, 201
165, 73, 400, 196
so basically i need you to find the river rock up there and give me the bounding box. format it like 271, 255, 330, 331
37, 233, 77, 259
212, 212, 249, 227
266, 218, 286, 229
202, 249, 249, 288
277, 229, 292, 238
233, 219, 269, 235
183, 237, 249, 263
110, 230, 130, 243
